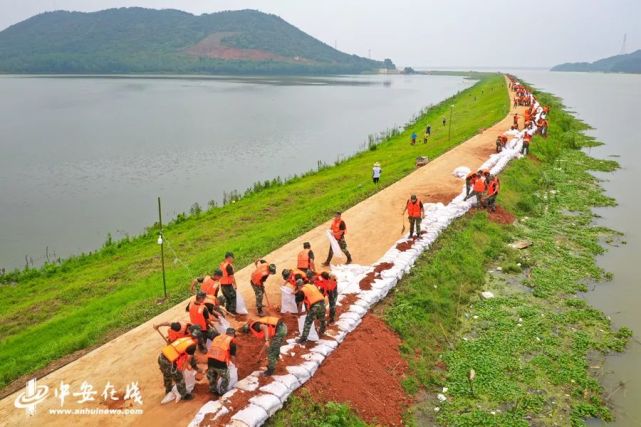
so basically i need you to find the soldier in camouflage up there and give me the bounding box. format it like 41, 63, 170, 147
158, 330, 200, 401
295, 279, 326, 344
240, 316, 288, 376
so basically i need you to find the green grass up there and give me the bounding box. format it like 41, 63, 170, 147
269, 390, 371, 427
0, 74, 509, 390
375, 82, 630, 426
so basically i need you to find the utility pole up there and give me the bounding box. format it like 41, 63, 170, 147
157, 197, 167, 299
448, 105, 454, 144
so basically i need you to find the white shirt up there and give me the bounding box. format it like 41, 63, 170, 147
372, 166, 382, 178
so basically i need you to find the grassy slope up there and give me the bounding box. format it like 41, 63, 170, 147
0, 75, 508, 389
272, 82, 631, 426
382, 85, 630, 426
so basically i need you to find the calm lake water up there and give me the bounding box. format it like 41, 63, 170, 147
0, 74, 472, 270
516, 70, 641, 427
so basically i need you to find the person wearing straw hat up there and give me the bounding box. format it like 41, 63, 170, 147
372, 162, 382, 185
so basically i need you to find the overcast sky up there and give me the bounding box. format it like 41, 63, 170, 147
1, 0, 639, 68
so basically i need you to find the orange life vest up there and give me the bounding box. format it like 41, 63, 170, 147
204, 294, 219, 308
188, 298, 207, 330
208, 335, 234, 363
331, 218, 345, 240
315, 278, 337, 295
466, 173, 477, 184
251, 263, 270, 286
167, 322, 190, 343
161, 336, 196, 371
201, 275, 219, 296
220, 260, 234, 285
249, 316, 280, 340
297, 250, 312, 269
473, 177, 486, 193
487, 177, 500, 196
406, 200, 422, 218
524, 133, 532, 142
301, 283, 324, 309
293, 268, 309, 282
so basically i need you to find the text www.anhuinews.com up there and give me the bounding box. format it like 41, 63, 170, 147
48, 408, 143, 415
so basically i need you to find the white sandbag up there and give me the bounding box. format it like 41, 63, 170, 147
336, 318, 358, 332
325, 329, 346, 343
303, 351, 326, 363
271, 374, 301, 392
249, 394, 283, 417
326, 229, 344, 260
310, 344, 334, 357
234, 369, 259, 392
231, 404, 268, 427
452, 166, 471, 179
317, 338, 339, 349
286, 365, 311, 382
279, 343, 296, 355
214, 316, 231, 335
187, 400, 227, 427
280, 286, 299, 314
259, 381, 290, 401
300, 360, 320, 376
339, 312, 361, 322
348, 304, 367, 315
161, 391, 176, 404
235, 291, 248, 315
297, 314, 320, 341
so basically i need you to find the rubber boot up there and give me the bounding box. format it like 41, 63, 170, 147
262, 368, 274, 377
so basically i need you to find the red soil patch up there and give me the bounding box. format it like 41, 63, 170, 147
427, 192, 459, 204
186, 32, 286, 61
359, 272, 376, 290
203, 389, 252, 426
374, 262, 394, 273
335, 294, 358, 318
470, 205, 516, 224
303, 315, 412, 426
396, 240, 414, 251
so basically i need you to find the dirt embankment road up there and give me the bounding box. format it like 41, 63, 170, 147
1, 76, 524, 426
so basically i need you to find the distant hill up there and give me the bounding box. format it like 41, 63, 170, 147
0, 8, 392, 75
552, 49, 641, 74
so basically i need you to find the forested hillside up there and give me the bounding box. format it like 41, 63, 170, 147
0, 8, 391, 74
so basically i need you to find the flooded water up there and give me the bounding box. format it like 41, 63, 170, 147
517, 70, 641, 426
0, 74, 472, 270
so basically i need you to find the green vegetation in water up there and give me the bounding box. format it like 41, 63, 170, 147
0, 74, 509, 390
379, 84, 630, 426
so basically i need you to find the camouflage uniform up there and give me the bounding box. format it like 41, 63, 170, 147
301, 301, 326, 340
325, 238, 352, 264
220, 285, 236, 313
326, 289, 338, 322
207, 365, 230, 395
267, 322, 288, 371
158, 354, 187, 397
251, 284, 265, 312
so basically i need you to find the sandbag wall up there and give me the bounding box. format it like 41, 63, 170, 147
188, 89, 541, 427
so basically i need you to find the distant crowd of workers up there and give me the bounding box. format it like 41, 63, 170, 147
152, 77, 547, 403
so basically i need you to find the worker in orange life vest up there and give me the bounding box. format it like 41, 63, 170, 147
153, 321, 193, 343
190, 269, 223, 295
484, 174, 500, 212
219, 252, 238, 315
186, 291, 219, 351
207, 327, 237, 395
250, 259, 277, 316
157, 329, 201, 401
402, 194, 425, 238
322, 211, 352, 266
295, 279, 326, 344
314, 271, 338, 323
521, 133, 532, 155
297, 242, 316, 273
240, 316, 287, 376
464, 171, 487, 205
